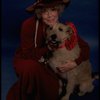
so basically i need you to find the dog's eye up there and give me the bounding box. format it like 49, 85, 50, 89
49, 27, 53, 30
66, 30, 70, 33
58, 27, 63, 31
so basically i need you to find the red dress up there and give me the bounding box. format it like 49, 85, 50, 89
6, 16, 90, 100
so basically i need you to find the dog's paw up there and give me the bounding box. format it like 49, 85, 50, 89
38, 56, 48, 64
61, 96, 69, 100
38, 56, 45, 63
78, 92, 85, 96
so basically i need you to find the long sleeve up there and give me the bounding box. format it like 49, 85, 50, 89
15, 16, 48, 60
65, 22, 90, 65
75, 36, 90, 65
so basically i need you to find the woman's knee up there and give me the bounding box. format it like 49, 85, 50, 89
13, 58, 42, 76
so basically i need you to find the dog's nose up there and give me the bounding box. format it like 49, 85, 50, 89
51, 34, 57, 40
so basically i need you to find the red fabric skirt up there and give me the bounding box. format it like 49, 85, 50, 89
6, 58, 59, 100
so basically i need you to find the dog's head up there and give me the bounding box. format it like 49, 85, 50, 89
46, 23, 73, 47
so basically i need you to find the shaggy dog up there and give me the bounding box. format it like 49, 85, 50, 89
39, 23, 95, 100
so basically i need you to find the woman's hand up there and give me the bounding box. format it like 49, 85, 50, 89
57, 60, 77, 73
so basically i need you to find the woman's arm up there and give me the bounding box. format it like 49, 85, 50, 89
75, 35, 90, 65
57, 22, 90, 72
65, 22, 90, 65
16, 17, 49, 60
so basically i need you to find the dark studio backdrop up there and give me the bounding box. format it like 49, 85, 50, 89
1, 0, 99, 100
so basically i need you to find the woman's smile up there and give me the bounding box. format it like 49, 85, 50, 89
41, 8, 59, 27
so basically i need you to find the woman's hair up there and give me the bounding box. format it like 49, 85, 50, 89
34, 4, 65, 19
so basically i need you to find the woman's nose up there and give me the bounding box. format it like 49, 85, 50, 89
47, 11, 52, 17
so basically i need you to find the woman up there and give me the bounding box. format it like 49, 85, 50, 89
6, 0, 90, 100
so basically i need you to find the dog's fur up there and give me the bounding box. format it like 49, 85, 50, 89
45, 23, 95, 100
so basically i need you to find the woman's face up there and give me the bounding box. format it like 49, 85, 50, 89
41, 8, 59, 27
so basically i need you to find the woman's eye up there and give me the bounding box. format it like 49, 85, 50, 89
41, 9, 47, 13
51, 8, 56, 11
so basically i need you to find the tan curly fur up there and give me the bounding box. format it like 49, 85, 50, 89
46, 23, 94, 100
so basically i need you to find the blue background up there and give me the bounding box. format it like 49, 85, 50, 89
1, 0, 99, 100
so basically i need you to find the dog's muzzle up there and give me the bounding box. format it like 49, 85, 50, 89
48, 34, 61, 47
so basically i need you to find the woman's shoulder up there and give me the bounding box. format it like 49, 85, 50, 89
22, 16, 36, 27
64, 21, 76, 27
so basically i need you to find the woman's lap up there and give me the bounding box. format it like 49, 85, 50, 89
13, 58, 41, 75
6, 58, 59, 100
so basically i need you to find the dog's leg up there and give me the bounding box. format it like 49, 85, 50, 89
61, 75, 76, 100
78, 80, 94, 96
78, 61, 94, 96
59, 80, 63, 95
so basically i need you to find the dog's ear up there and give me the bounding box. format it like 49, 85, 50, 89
65, 26, 73, 40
